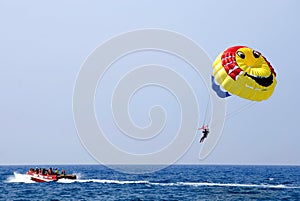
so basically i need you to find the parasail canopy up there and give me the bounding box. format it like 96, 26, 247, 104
212, 46, 277, 101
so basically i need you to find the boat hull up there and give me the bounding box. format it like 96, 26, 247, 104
27, 172, 76, 182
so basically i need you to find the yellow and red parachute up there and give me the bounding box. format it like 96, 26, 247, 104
212, 46, 277, 101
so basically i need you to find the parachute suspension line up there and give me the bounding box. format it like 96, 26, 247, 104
225, 101, 257, 119
202, 95, 211, 126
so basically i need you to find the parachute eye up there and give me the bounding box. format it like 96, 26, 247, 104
253, 50, 260, 58
236, 51, 245, 59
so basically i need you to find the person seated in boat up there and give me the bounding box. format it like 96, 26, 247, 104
41, 168, 47, 175
47, 168, 54, 175
61, 169, 66, 175
35, 168, 40, 174
54, 168, 59, 175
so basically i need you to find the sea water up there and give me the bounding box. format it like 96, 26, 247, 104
1, 165, 299, 200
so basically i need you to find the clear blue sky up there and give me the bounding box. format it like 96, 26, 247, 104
0, 0, 299, 165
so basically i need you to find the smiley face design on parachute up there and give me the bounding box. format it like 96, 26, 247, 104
212, 46, 277, 101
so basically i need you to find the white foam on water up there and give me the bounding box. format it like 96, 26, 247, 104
6, 172, 35, 183
73, 172, 82, 180
57, 178, 77, 183
174, 182, 292, 189
85, 180, 300, 189
61, 179, 150, 185
57, 179, 299, 189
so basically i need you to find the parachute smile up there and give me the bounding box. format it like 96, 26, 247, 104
244, 72, 273, 87
245, 84, 268, 91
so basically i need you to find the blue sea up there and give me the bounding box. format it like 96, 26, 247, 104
1, 165, 299, 200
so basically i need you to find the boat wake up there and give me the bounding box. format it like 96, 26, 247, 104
6, 173, 299, 189
58, 178, 299, 189
6, 172, 35, 183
